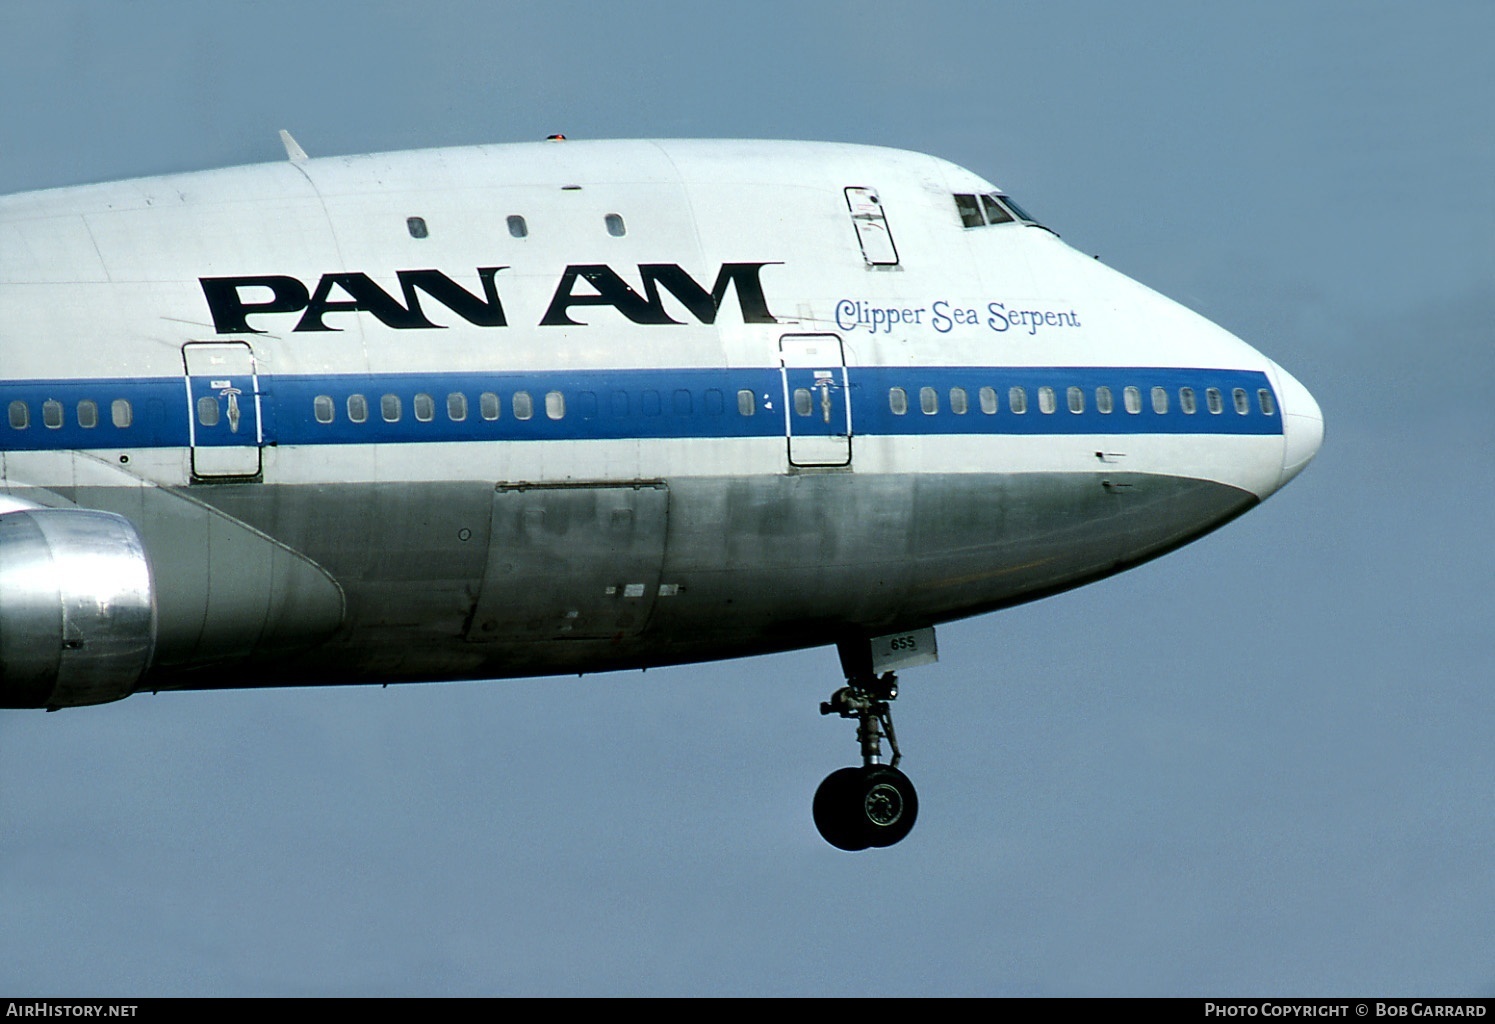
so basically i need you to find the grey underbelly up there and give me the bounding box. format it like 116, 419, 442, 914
134, 469, 1253, 689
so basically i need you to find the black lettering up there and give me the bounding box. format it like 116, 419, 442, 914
296, 273, 436, 332
200, 275, 309, 334
397, 267, 509, 328
637, 263, 780, 324
542, 263, 780, 326
541, 265, 674, 326
202, 262, 776, 334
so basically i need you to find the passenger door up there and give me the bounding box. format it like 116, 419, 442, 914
182, 341, 263, 479
780, 334, 852, 468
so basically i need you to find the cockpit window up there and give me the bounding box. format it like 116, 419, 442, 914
981, 194, 1014, 224
954, 194, 984, 228
998, 194, 1041, 224
956, 191, 1048, 232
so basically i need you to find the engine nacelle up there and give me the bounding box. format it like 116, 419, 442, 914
0, 508, 156, 709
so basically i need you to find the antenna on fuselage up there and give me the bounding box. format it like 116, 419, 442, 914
279, 129, 308, 163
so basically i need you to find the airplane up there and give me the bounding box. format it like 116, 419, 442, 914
0, 134, 1323, 850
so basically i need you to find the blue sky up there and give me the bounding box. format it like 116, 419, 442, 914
1, 0, 1492, 996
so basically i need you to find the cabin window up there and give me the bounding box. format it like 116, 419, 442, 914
1038, 386, 1056, 414
920, 387, 938, 415
447, 393, 468, 421
1179, 387, 1197, 414
414, 393, 435, 422
480, 391, 501, 420
673, 389, 692, 416
381, 394, 402, 422
197, 395, 220, 427
77, 400, 98, 429
794, 387, 813, 417
704, 389, 724, 415
641, 390, 661, 416
1206, 387, 1223, 414
577, 391, 598, 419
1067, 386, 1084, 414
949, 387, 968, 415
1008, 386, 1027, 414
1124, 386, 1142, 414
1151, 387, 1169, 414
546, 390, 566, 420
1234, 388, 1250, 415
605, 213, 626, 237
406, 217, 428, 239
981, 194, 1015, 224
954, 194, 983, 228
111, 399, 133, 428
737, 389, 756, 416
8, 401, 27, 429
313, 396, 335, 424
979, 386, 998, 414
610, 391, 630, 417
347, 394, 368, 423
42, 400, 63, 429
1096, 386, 1114, 414
1258, 389, 1276, 416
513, 391, 534, 420
889, 387, 908, 415
507, 215, 528, 239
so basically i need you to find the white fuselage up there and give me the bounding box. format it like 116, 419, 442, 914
0, 139, 1322, 708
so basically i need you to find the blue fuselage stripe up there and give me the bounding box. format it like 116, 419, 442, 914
0, 367, 1280, 451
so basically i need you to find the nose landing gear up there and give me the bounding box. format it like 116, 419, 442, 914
814, 671, 918, 850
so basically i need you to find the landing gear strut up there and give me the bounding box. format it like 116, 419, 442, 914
814, 669, 918, 850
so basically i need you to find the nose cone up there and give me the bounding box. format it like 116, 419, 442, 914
1273, 363, 1324, 487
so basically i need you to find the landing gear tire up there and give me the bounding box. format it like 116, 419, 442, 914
812, 764, 919, 851
813, 767, 872, 851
